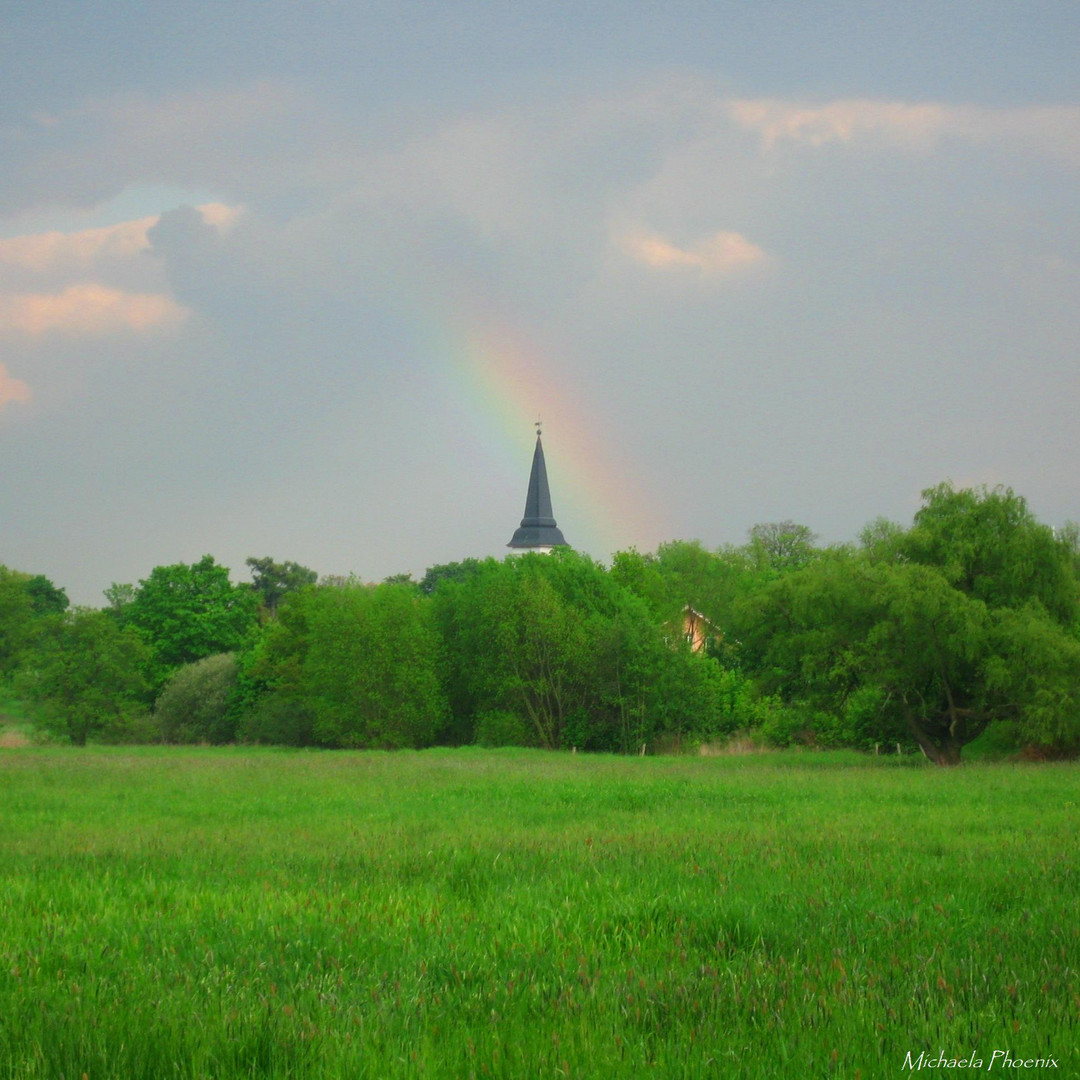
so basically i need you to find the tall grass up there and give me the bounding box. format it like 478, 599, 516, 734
0, 747, 1075, 1077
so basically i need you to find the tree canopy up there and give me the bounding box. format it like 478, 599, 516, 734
736, 486, 1080, 763
432, 550, 730, 752
118, 555, 259, 681
19, 609, 150, 745
245, 557, 318, 616
238, 580, 447, 748
3, 481, 1077, 762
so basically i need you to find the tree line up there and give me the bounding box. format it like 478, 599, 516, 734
2, 483, 1078, 764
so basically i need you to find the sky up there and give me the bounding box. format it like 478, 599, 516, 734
2, 1, 1079, 604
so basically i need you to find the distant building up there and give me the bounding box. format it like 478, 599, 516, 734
682, 605, 719, 654
507, 425, 569, 554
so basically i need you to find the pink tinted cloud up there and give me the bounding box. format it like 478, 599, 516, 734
0, 203, 241, 274
623, 230, 768, 274
727, 98, 1080, 163
728, 98, 953, 150
0, 216, 156, 273
0, 364, 31, 408
0, 284, 187, 337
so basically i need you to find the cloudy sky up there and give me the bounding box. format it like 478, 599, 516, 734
2, 2, 1079, 603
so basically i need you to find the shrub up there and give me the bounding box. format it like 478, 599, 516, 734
236, 693, 316, 747
474, 710, 536, 748
154, 653, 239, 744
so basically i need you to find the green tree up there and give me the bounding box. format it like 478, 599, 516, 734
433, 551, 727, 752
245, 557, 318, 617
0, 567, 73, 678
419, 558, 486, 596
103, 582, 137, 614
612, 541, 747, 628
122, 555, 259, 681
485, 566, 593, 749
609, 548, 674, 622
25, 575, 68, 616
903, 483, 1078, 624
737, 486, 1080, 763
242, 581, 447, 748
0, 566, 38, 674
19, 609, 150, 745
748, 520, 820, 573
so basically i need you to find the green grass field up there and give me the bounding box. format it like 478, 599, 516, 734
0, 746, 1075, 1078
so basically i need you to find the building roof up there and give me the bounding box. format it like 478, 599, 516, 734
507, 432, 569, 549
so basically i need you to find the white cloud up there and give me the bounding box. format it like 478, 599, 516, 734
0, 284, 187, 337
0, 363, 31, 408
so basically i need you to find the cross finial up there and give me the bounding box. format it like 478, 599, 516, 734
535, 417, 542, 438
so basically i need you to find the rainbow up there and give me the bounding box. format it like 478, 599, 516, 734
435, 297, 668, 559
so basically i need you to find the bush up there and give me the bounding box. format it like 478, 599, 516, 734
474, 710, 536, 748
758, 702, 822, 748
154, 653, 239, 744
99, 710, 159, 745
236, 693, 316, 746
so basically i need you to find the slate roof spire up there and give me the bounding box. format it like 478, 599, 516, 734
507, 422, 569, 551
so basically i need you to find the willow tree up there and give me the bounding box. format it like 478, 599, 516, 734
737, 485, 1080, 764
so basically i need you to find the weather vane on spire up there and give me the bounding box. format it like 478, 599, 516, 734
508, 416, 568, 551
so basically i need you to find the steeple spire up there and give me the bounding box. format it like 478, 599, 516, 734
507, 424, 569, 551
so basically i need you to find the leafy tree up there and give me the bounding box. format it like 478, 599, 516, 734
612, 541, 747, 626
434, 554, 619, 748
419, 558, 486, 596
903, 483, 1078, 624
748, 521, 820, 573
154, 653, 239, 744
432, 551, 727, 752
19, 609, 150, 745
242, 581, 446, 748
0, 567, 73, 678
245, 557, 318, 617
0, 566, 38, 674
103, 582, 137, 614
737, 486, 1080, 763
858, 517, 906, 560
121, 555, 259, 681
25, 575, 68, 616
483, 565, 593, 749
609, 548, 673, 622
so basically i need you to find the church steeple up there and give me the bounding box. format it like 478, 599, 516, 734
507, 423, 569, 551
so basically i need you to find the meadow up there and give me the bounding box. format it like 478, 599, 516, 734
0, 746, 1075, 1078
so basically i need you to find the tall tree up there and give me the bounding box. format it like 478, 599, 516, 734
20, 610, 150, 745
243, 581, 447, 749
0, 567, 71, 674
0, 566, 37, 674
24, 575, 68, 616
154, 653, 240, 744
122, 555, 259, 680
433, 551, 727, 751
747, 521, 820, 573
737, 486, 1080, 763
245, 557, 318, 617
611, 540, 751, 653
903, 483, 1078, 624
